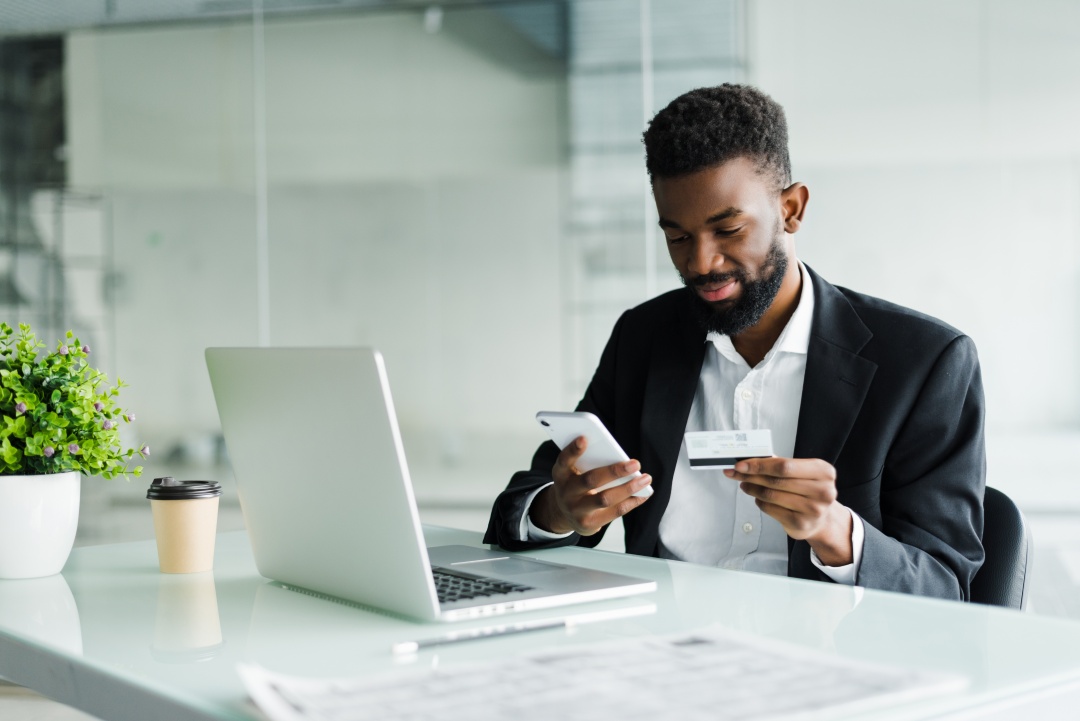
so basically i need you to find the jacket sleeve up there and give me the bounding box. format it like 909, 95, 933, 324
482, 311, 629, 551
855, 335, 986, 600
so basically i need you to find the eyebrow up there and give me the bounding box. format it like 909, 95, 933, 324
657, 207, 743, 230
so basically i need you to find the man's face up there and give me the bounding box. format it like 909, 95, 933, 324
653, 157, 794, 336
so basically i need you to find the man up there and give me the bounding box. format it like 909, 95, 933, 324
484, 84, 985, 600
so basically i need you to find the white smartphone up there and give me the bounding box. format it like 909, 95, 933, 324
535, 411, 654, 498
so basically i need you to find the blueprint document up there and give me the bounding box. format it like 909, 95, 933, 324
239, 626, 966, 721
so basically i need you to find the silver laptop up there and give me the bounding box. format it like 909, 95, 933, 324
205, 347, 655, 622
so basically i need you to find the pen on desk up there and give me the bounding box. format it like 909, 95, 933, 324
391, 618, 567, 655
391, 603, 657, 655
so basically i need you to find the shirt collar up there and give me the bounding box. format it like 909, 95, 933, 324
706, 261, 815, 362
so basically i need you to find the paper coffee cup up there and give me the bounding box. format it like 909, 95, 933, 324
147, 477, 222, 574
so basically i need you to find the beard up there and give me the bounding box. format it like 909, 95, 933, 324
682, 233, 789, 337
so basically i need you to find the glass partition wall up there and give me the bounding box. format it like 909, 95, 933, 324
62, 16, 262, 541
0, 0, 745, 546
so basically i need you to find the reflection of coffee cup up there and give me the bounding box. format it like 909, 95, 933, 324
152, 572, 224, 663
147, 477, 222, 574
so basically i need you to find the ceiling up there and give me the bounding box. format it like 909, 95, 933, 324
0, 0, 563, 39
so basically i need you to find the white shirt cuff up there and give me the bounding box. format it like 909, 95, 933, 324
809, 508, 865, 586
518, 482, 575, 542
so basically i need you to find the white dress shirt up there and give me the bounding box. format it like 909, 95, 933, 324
521, 264, 864, 585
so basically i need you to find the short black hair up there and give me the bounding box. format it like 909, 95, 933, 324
643, 84, 791, 190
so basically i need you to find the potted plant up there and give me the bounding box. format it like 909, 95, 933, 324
0, 323, 147, 579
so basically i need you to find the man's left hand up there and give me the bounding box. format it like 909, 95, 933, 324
724, 457, 853, 567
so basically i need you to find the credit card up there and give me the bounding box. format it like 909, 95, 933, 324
685, 430, 774, 470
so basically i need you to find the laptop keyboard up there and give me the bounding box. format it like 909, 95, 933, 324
431, 566, 534, 603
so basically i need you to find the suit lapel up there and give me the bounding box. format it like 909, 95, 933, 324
633, 294, 706, 550
788, 266, 877, 574
793, 266, 877, 466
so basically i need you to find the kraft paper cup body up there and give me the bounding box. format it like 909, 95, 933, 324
147, 477, 223, 574
150, 496, 220, 573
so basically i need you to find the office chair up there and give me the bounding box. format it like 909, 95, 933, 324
969, 486, 1033, 610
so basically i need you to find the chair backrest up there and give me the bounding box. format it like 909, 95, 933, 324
969, 486, 1033, 610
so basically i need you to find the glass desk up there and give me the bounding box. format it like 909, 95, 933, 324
2, 528, 1080, 720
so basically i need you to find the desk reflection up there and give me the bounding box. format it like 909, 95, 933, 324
0, 574, 83, 656
152, 571, 224, 663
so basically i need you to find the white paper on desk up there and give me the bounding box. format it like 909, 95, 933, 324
238, 664, 319, 721
238, 627, 967, 721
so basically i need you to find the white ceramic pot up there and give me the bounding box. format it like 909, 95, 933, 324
0, 471, 81, 579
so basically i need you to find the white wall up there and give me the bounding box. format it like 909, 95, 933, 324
749, 0, 1080, 431
65, 9, 569, 487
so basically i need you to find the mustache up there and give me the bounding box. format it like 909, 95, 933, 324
685, 270, 745, 287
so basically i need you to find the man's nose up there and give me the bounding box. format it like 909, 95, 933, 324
687, 237, 723, 277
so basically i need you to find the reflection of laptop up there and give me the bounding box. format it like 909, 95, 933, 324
205, 348, 655, 622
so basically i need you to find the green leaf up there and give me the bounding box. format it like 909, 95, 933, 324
43, 412, 70, 429
2, 443, 21, 465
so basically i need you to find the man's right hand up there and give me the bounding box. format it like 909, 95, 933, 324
529, 436, 653, 536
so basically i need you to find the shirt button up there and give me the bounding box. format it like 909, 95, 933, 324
741, 390, 753, 400
743, 522, 753, 533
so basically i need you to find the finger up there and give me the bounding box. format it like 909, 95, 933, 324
581, 482, 652, 530
754, 498, 826, 540
738, 476, 837, 506
738, 481, 805, 512
552, 436, 588, 481
612, 489, 651, 518
587, 474, 652, 510
732, 457, 836, 481
580, 459, 641, 492
724, 468, 789, 489
727, 470, 819, 492
753, 498, 800, 531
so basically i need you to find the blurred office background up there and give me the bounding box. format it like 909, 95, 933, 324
1, 0, 1079, 622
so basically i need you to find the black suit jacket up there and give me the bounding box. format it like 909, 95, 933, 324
484, 266, 986, 601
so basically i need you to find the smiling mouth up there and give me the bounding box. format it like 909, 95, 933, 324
696, 278, 738, 302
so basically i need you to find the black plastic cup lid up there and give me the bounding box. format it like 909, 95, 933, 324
146, 477, 222, 500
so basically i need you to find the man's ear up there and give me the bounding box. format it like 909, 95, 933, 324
780, 183, 809, 234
